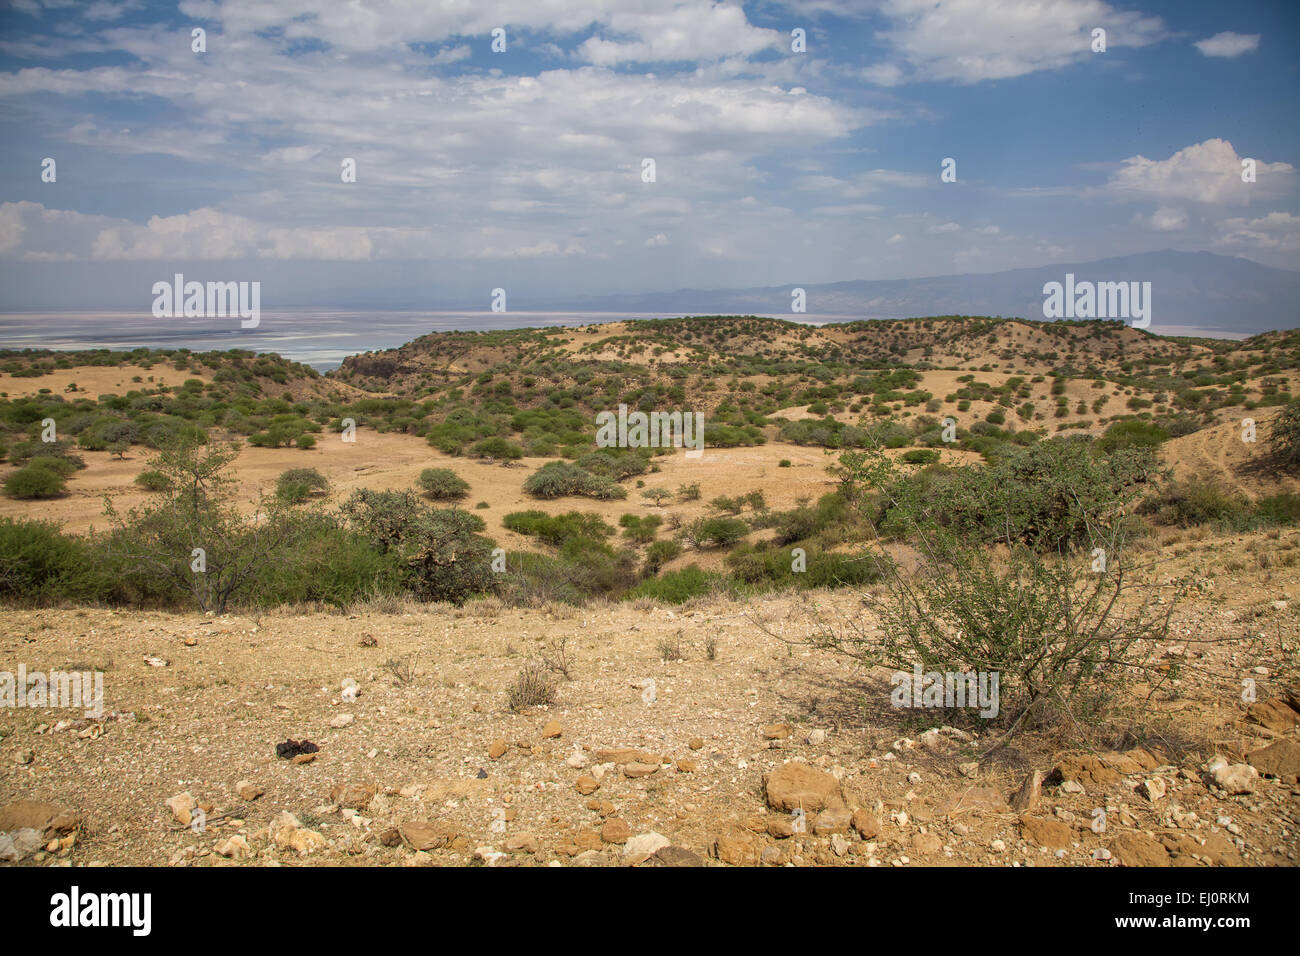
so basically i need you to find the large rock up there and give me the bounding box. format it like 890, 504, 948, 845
1020, 815, 1072, 849
1247, 740, 1300, 780
1110, 831, 1171, 867
1208, 758, 1257, 794
1246, 698, 1300, 733
1051, 755, 1120, 789
623, 831, 671, 864
329, 783, 376, 810
399, 821, 458, 851
713, 826, 760, 866
0, 799, 79, 836
764, 762, 842, 813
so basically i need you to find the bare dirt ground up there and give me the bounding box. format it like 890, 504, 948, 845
1, 524, 1297, 868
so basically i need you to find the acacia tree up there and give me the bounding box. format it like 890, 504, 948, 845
104, 438, 309, 613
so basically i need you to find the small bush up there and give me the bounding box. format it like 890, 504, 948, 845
276, 467, 329, 504
626, 565, 723, 604
418, 467, 470, 501
901, 449, 940, 465
134, 469, 172, 492
1139, 479, 1246, 527
507, 660, 559, 709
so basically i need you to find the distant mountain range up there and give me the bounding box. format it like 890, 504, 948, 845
562, 250, 1300, 335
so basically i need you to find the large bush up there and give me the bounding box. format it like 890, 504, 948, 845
417, 467, 470, 501
3, 464, 67, 499
341, 488, 497, 604
523, 461, 626, 500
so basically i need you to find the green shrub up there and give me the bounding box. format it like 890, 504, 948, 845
643, 538, 682, 573
682, 516, 748, 549
1270, 400, 1300, 473
1139, 479, 1246, 527
523, 461, 626, 500
0, 518, 97, 602
503, 510, 613, 546
471, 436, 524, 460
4, 464, 66, 499
901, 449, 940, 465
625, 565, 723, 604
276, 467, 329, 504
341, 489, 496, 604
418, 467, 470, 501
1097, 420, 1169, 454
134, 469, 172, 492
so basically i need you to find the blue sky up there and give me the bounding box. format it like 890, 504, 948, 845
0, 0, 1296, 309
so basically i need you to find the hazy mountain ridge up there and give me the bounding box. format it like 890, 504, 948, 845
562, 251, 1300, 334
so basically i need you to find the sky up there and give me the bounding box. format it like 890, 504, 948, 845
0, 0, 1297, 310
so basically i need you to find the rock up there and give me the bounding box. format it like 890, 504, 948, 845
269, 812, 326, 855
0, 799, 79, 836
165, 792, 195, 826
399, 821, 458, 851
763, 723, 793, 740
292, 752, 316, 764
235, 781, 263, 802
713, 826, 759, 866
1019, 815, 1072, 849
959, 761, 979, 778
623, 831, 671, 864
505, 832, 538, 854
807, 729, 828, 746
329, 713, 355, 729
941, 787, 1009, 815
1060, 780, 1085, 794
0, 834, 17, 863
330, 782, 377, 810
910, 832, 942, 855
15, 749, 33, 765
813, 807, 853, 836
1247, 698, 1300, 733
623, 762, 658, 778
1011, 771, 1043, 811
851, 810, 880, 839
764, 762, 842, 813
575, 775, 600, 795
1247, 739, 1300, 779
474, 846, 506, 867
831, 833, 851, 857
566, 750, 589, 769
675, 759, 697, 773
768, 818, 794, 839
688, 737, 704, 750
11, 828, 42, 858
488, 739, 508, 760
215, 835, 251, 859
650, 846, 704, 867
541, 720, 563, 739
601, 818, 631, 844
1110, 831, 1171, 867
1140, 778, 1167, 802
1208, 758, 1258, 794
1052, 755, 1120, 789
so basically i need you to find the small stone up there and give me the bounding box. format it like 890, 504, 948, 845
235, 780, 263, 801
813, 807, 852, 836
807, 729, 827, 746
601, 819, 630, 844
764, 762, 842, 813
15, 749, 34, 765
329, 713, 355, 729
622, 761, 658, 778
505, 832, 539, 854
215, 835, 250, 859
675, 759, 697, 773
851, 810, 880, 839
651, 846, 704, 867
165, 792, 194, 826
830, 833, 850, 856
688, 737, 704, 750
575, 776, 600, 795
541, 720, 563, 739
488, 739, 508, 760
1140, 778, 1167, 802
623, 831, 671, 864
763, 723, 793, 740
329, 783, 376, 810
1019, 815, 1072, 850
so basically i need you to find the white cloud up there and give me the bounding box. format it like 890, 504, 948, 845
864, 0, 1165, 86
644, 232, 669, 247
1213, 211, 1300, 253
1194, 32, 1260, 58
1132, 206, 1189, 231
1107, 138, 1294, 204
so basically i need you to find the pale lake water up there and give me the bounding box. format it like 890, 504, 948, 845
0, 311, 1243, 372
